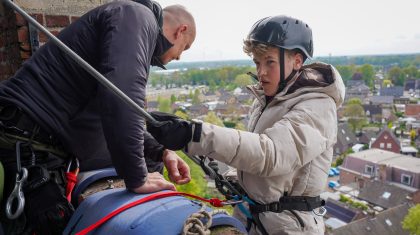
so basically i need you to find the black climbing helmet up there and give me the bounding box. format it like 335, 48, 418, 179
247, 15, 313, 60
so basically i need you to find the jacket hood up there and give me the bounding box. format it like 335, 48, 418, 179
247, 62, 345, 108
133, 0, 173, 69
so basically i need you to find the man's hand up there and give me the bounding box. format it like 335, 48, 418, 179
163, 150, 191, 184
147, 111, 193, 150
131, 172, 176, 194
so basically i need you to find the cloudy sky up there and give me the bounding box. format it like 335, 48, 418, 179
157, 0, 420, 62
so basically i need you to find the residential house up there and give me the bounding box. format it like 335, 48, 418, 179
324, 199, 366, 230
404, 79, 420, 97
331, 204, 411, 235
370, 128, 401, 153
405, 104, 420, 119
362, 105, 382, 123
339, 148, 420, 189
145, 100, 158, 112
380, 86, 404, 97
369, 96, 394, 106
394, 97, 410, 105
187, 104, 209, 118
334, 123, 358, 155
358, 180, 417, 209
346, 84, 370, 103
357, 129, 378, 145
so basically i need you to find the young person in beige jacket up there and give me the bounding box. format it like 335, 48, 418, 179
148, 15, 345, 235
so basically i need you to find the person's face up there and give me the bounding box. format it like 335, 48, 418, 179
160, 25, 195, 65
253, 47, 296, 96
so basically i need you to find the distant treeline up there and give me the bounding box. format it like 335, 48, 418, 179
150, 53, 420, 90
152, 53, 420, 71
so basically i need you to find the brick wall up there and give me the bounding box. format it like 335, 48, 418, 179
0, 0, 109, 81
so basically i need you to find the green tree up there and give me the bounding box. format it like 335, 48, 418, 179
170, 94, 177, 104
382, 79, 393, 87
336, 65, 355, 83
402, 204, 420, 235
359, 64, 375, 88
234, 74, 253, 87
388, 66, 405, 86
174, 110, 189, 120
192, 89, 201, 105
204, 112, 225, 127
344, 98, 367, 132
158, 97, 171, 113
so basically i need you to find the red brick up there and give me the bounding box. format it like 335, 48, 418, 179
50, 30, 61, 36
71, 16, 80, 23
19, 42, 31, 52
15, 12, 27, 27
30, 13, 44, 25
17, 26, 29, 43
39, 32, 48, 43
0, 36, 5, 48
0, 64, 12, 76
45, 15, 70, 27
20, 50, 30, 60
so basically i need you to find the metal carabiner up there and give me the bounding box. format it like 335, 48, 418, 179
222, 199, 244, 206
6, 167, 28, 219
313, 206, 327, 217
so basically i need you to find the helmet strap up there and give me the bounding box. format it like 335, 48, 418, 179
277, 48, 297, 94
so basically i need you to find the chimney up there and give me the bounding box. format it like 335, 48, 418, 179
378, 164, 387, 182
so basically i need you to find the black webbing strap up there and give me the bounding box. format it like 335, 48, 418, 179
249, 195, 325, 214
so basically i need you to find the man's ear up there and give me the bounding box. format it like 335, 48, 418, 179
175, 25, 188, 39
293, 53, 304, 70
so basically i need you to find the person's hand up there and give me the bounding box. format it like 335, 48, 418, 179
163, 150, 191, 184
131, 172, 176, 194
147, 111, 193, 150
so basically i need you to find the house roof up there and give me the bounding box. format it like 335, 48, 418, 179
362, 105, 382, 116
369, 96, 394, 105
337, 123, 357, 146
346, 148, 420, 174
358, 180, 412, 209
372, 128, 400, 146
405, 104, 420, 117
332, 204, 411, 235
325, 199, 361, 223
380, 86, 404, 97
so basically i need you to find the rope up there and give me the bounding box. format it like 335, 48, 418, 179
75, 191, 230, 235
182, 202, 228, 235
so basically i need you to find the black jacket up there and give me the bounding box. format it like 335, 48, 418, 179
0, 1, 168, 189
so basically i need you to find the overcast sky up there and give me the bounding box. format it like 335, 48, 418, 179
157, 0, 420, 62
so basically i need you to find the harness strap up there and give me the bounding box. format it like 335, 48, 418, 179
75, 191, 228, 235
249, 195, 324, 214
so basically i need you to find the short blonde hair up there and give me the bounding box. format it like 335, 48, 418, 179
243, 39, 299, 59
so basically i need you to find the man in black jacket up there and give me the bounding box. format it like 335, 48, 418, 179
0, 0, 194, 215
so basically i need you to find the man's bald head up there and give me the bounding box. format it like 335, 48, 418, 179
163, 5, 196, 40
159, 5, 196, 64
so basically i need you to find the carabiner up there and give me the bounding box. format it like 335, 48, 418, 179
222, 199, 244, 206
6, 167, 28, 219
313, 206, 327, 217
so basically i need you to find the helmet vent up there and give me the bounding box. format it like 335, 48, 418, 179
295, 20, 299, 24
283, 20, 287, 24
305, 24, 308, 28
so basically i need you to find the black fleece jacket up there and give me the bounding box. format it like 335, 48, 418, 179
0, 1, 168, 189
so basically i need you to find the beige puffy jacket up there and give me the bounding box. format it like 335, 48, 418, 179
188, 62, 345, 234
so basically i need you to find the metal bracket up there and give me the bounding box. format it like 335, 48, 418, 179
28, 23, 39, 53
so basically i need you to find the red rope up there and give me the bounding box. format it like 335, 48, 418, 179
75, 191, 226, 235
65, 169, 79, 202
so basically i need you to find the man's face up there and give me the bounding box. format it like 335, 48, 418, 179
253, 47, 295, 96
159, 30, 194, 65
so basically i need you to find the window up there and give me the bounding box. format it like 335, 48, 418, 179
380, 143, 385, 148
401, 174, 412, 185
341, 129, 345, 134
382, 192, 391, 199
346, 136, 350, 141
387, 143, 392, 149
365, 165, 373, 175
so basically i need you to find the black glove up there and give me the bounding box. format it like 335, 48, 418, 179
147, 111, 194, 151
